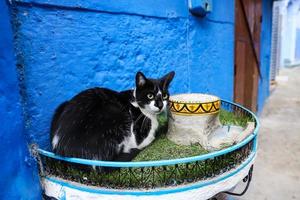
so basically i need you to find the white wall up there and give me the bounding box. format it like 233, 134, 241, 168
280, 0, 300, 66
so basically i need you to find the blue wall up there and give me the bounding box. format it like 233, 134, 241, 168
0, 0, 40, 199
12, 0, 235, 148
258, 0, 273, 113
1, 0, 273, 198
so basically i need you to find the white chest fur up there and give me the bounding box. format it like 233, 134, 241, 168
121, 123, 138, 153
120, 109, 158, 153
137, 110, 158, 149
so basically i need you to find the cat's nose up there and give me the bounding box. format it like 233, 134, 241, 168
155, 101, 163, 110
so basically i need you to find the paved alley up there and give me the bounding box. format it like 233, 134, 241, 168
235, 67, 300, 200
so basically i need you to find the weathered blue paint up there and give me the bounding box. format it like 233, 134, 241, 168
258, 0, 273, 113
12, 0, 235, 149
0, 1, 41, 199
15, 0, 189, 18
188, 0, 235, 97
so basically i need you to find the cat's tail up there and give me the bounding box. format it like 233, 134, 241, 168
50, 101, 69, 141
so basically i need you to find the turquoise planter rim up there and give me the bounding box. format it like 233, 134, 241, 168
37, 99, 259, 168
44, 151, 256, 196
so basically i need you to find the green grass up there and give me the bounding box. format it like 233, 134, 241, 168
133, 135, 208, 161
133, 109, 253, 161
219, 109, 253, 127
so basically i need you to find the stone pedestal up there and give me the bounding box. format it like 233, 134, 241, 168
167, 94, 254, 151
167, 94, 221, 149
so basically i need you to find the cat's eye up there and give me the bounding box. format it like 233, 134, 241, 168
163, 93, 168, 100
147, 93, 154, 100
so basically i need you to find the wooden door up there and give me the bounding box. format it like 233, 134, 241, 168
234, 0, 262, 112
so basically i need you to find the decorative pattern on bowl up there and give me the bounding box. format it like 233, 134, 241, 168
169, 93, 221, 115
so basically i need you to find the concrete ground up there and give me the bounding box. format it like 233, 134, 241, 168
232, 67, 300, 200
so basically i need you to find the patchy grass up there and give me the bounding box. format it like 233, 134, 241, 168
133, 135, 208, 161
219, 109, 253, 127
133, 109, 253, 161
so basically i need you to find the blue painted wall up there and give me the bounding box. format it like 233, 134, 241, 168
258, 0, 273, 113
0, 0, 40, 199
188, 1, 234, 95
1, 0, 273, 198
12, 0, 235, 148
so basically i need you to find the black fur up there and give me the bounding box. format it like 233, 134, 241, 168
50, 71, 175, 163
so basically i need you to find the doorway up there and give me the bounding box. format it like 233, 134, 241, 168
234, 0, 262, 111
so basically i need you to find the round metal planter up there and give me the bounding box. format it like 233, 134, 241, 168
34, 100, 259, 200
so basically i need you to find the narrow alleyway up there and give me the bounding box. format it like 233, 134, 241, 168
236, 67, 300, 200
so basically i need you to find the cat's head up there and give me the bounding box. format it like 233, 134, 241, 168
134, 71, 175, 115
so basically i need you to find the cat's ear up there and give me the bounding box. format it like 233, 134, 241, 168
161, 71, 175, 90
136, 71, 147, 88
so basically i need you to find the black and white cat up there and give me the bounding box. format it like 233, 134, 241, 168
50, 71, 175, 163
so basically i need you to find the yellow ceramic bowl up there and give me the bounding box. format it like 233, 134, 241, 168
169, 93, 221, 115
